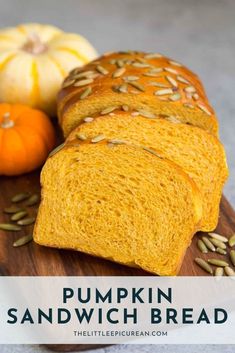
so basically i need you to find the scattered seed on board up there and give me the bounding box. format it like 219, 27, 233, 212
11, 211, 28, 222
195, 258, 213, 274
230, 250, 235, 266
216, 247, 227, 255
0, 223, 22, 231
80, 87, 92, 100
49, 143, 65, 157
13, 235, 33, 248
101, 106, 118, 115
91, 134, 106, 143
208, 259, 229, 267
112, 67, 126, 78
11, 192, 30, 203
4, 206, 25, 214
208, 232, 228, 243
197, 239, 208, 253
202, 237, 216, 252
224, 266, 235, 276
215, 267, 224, 277
17, 217, 36, 226
24, 194, 40, 207
209, 238, 226, 250
229, 234, 235, 247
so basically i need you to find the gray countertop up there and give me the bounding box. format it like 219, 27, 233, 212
0, 0, 234, 352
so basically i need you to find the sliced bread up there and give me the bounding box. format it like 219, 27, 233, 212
33, 139, 202, 276
67, 111, 228, 232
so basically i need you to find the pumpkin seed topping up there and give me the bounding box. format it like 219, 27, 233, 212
143, 72, 161, 77
230, 250, 235, 266
193, 93, 199, 100
137, 110, 156, 119
177, 75, 190, 84
164, 67, 178, 74
165, 75, 178, 87
208, 259, 229, 267
165, 116, 180, 123
118, 84, 128, 93
0, 223, 21, 231
197, 103, 211, 116
113, 67, 126, 78
216, 247, 227, 255
11, 192, 30, 203
144, 53, 162, 59
209, 238, 226, 250
101, 106, 118, 115
132, 62, 150, 68
169, 93, 181, 101
80, 87, 92, 100
123, 76, 139, 81
17, 217, 35, 226
13, 235, 33, 248
229, 234, 235, 247
63, 79, 75, 88
197, 239, 208, 253
116, 59, 125, 68
154, 88, 173, 96
184, 103, 194, 109
11, 211, 28, 222
108, 139, 125, 145
202, 236, 216, 252
215, 267, 224, 277
122, 105, 129, 112
4, 206, 25, 214
225, 266, 235, 276
209, 232, 228, 243
24, 194, 39, 206
195, 258, 213, 274
76, 133, 87, 141
83, 117, 94, 123
96, 65, 109, 75
169, 60, 182, 67
74, 78, 94, 87
49, 143, 65, 157
91, 134, 106, 143
73, 70, 94, 79
131, 111, 140, 117
128, 82, 145, 92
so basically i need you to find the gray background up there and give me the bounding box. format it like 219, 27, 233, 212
0, 0, 234, 352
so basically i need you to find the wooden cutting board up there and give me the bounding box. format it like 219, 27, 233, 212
0, 169, 235, 352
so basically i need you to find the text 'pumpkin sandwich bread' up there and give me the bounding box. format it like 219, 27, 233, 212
67, 111, 228, 232
58, 51, 218, 137
33, 139, 202, 276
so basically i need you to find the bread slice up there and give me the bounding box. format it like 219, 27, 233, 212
34, 139, 202, 276
58, 51, 218, 137
67, 111, 228, 232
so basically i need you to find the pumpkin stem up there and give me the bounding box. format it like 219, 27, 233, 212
21, 32, 48, 55
1, 112, 14, 129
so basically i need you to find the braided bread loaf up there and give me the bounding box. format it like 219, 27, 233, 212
58, 51, 218, 137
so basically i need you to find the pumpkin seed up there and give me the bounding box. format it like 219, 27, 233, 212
208, 232, 228, 243
230, 250, 235, 266
83, 117, 94, 123
128, 82, 145, 92
116, 59, 125, 68
209, 238, 226, 250
108, 139, 125, 145
144, 53, 162, 59
154, 88, 173, 96
197, 239, 208, 253
76, 133, 87, 141
137, 110, 156, 119
13, 234, 33, 247
164, 67, 178, 75
143, 147, 162, 158
132, 62, 150, 68
17, 217, 35, 226
225, 266, 235, 276
202, 237, 217, 252
215, 267, 224, 277
73, 70, 94, 78
91, 134, 105, 143
62, 79, 75, 88
169, 60, 182, 67
165, 75, 178, 87
4, 206, 25, 214
197, 103, 211, 116
185, 86, 196, 93
123, 76, 139, 81
169, 93, 181, 101
74, 78, 93, 87
0, 223, 21, 231
49, 143, 65, 157
177, 75, 190, 84
208, 259, 229, 267
113, 67, 126, 78
229, 234, 235, 247
11, 192, 30, 203
96, 65, 109, 75
165, 116, 180, 124
194, 258, 213, 274
118, 84, 128, 93
216, 247, 227, 255
122, 105, 129, 112
24, 194, 39, 206
101, 106, 118, 115
11, 211, 28, 221
143, 72, 161, 77
80, 87, 92, 100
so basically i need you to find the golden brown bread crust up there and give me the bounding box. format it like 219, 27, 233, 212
58, 51, 218, 137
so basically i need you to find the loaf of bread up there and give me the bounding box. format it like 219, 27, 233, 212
33, 139, 202, 276
58, 51, 218, 137
67, 111, 228, 232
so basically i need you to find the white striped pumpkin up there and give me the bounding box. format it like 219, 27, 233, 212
0, 23, 97, 115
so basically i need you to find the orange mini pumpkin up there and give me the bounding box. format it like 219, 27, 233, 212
0, 103, 56, 176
